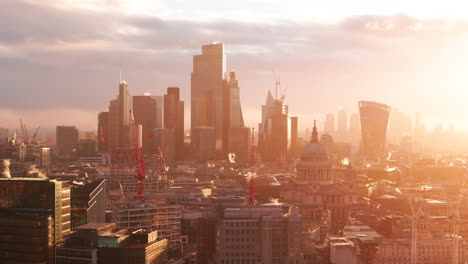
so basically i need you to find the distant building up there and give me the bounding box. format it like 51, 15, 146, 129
191, 43, 226, 151
0, 178, 71, 264
78, 139, 96, 157
336, 108, 347, 141
56, 222, 168, 264
358, 101, 391, 161
213, 204, 304, 264
228, 127, 251, 165
324, 113, 335, 135
191, 126, 216, 161
348, 112, 360, 146
0, 128, 8, 142
290, 116, 298, 150
56, 125, 79, 157
133, 95, 161, 156
106, 81, 133, 153
153, 128, 175, 165
70, 179, 106, 230
164, 87, 185, 160
258, 90, 291, 162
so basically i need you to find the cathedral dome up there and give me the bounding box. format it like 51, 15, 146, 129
301, 121, 329, 162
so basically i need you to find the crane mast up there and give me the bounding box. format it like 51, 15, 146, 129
129, 110, 146, 199
249, 127, 256, 206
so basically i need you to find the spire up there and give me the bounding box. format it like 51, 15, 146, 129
311, 120, 319, 143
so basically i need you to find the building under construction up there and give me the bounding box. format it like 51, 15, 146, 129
112, 199, 182, 246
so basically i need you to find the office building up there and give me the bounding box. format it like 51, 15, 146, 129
348, 112, 360, 146
164, 87, 185, 160
107, 81, 133, 152
258, 90, 291, 162
324, 113, 335, 135
112, 200, 182, 246
290, 116, 298, 150
358, 101, 391, 161
70, 179, 106, 230
191, 126, 216, 161
214, 204, 304, 264
153, 128, 175, 165
228, 126, 251, 165
191, 43, 226, 151
56, 222, 168, 264
0, 178, 71, 264
133, 95, 161, 156
78, 139, 96, 157
336, 108, 347, 141
56, 125, 79, 157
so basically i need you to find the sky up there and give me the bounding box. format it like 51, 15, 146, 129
2, 0, 468, 134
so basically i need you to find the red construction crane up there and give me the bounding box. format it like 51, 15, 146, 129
130, 110, 146, 199
31, 126, 40, 143
249, 127, 256, 206
19, 118, 28, 144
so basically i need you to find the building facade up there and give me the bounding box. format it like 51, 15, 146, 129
56, 125, 79, 157
0, 178, 71, 264
358, 101, 391, 161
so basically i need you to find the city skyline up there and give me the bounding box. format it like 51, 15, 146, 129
2, 1, 468, 132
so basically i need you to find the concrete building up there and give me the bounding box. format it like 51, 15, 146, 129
358, 101, 391, 161
191, 43, 226, 151
70, 179, 106, 230
153, 128, 176, 165
0, 178, 71, 264
133, 95, 161, 156
56, 222, 168, 264
191, 126, 216, 161
106, 81, 133, 153
228, 127, 251, 165
214, 204, 304, 264
56, 125, 79, 157
374, 238, 468, 264
329, 237, 358, 264
164, 87, 185, 160
112, 200, 182, 246
78, 139, 96, 157
258, 90, 290, 162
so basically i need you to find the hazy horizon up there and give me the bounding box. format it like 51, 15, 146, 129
2, 0, 468, 132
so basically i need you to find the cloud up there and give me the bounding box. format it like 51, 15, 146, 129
2, 0, 468, 131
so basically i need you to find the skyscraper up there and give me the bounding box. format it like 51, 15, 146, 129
258, 90, 290, 162
191, 43, 226, 151
108, 81, 133, 152
358, 101, 391, 161
133, 95, 160, 156
337, 108, 347, 141
163, 87, 184, 160
348, 112, 360, 146
56, 125, 79, 157
98, 81, 133, 164
324, 113, 335, 135
227, 72, 244, 128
